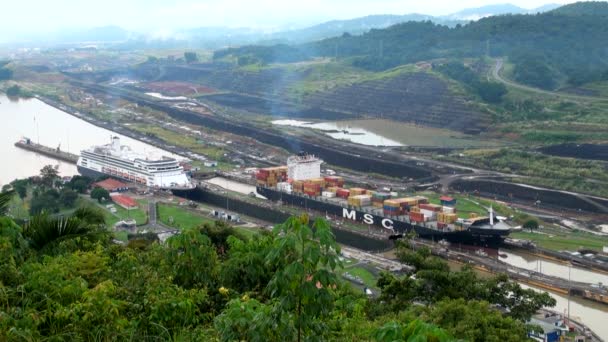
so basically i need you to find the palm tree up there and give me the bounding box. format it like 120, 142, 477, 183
23, 206, 109, 251
0, 190, 15, 216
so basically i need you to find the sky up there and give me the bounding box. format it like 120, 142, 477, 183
1, 0, 579, 37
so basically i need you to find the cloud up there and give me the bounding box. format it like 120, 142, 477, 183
0, 0, 578, 40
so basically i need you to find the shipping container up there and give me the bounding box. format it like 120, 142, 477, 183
442, 206, 455, 214
390, 192, 399, 197
410, 206, 420, 213
437, 222, 447, 229
304, 189, 320, 197
348, 195, 371, 207
336, 188, 351, 199
420, 209, 437, 220
322, 191, 336, 198
409, 212, 425, 223
324, 176, 345, 187
412, 196, 429, 204
420, 203, 442, 212
373, 192, 392, 200
383, 207, 403, 216
350, 188, 367, 196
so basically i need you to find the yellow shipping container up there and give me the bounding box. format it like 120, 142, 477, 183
399, 197, 419, 206
384, 199, 401, 207
350, 188, 367, 196
444, 213, 457, 223
410, 206, 420, 213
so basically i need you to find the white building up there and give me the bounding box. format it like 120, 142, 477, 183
287, 155, 322, 181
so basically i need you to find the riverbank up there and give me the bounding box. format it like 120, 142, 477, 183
35, 96, 193, 161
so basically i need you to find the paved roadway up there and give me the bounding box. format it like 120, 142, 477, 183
490, 58, 602, 103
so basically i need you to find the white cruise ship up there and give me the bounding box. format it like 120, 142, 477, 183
77, 137, 194, 190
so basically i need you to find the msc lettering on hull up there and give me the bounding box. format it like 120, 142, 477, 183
342, 208, 394, 230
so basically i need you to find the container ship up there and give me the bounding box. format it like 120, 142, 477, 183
77, 136, 194, 190
256, 154, 511, 245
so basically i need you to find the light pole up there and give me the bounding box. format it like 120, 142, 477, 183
568, 263, 572, 325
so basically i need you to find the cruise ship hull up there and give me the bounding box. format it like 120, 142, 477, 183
257, 186, 509, 246
77, 165, 196, 192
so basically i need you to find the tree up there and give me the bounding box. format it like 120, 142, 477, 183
265, 215, 342, 342
23, 206, 109, 252
5, 84, 21, 97
422, 298, 530, 341
69, 175, 93, 193
184, 51, 198, 63
59, 188, 79, 208
523, 219, 539, 231
90, 187, 110, 203
0, 190, 15, 216
374, 320, 453, 342
29, 189, 60, 215
11, 179, 28, 199
220, 233, 275, 293
477, 81, 507, 103
40, 165, 59, 188
166, 228, 219, 289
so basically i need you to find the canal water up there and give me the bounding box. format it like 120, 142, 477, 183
520, 284, 608, 340
499, 250, 608, 286
272, 119, 403, 147
271, 119, 493, 148
0, 94, 177, 186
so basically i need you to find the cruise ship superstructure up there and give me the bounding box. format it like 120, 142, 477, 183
77, 137, 194, 189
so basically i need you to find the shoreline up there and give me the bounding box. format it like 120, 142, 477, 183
34, 95, 194, 161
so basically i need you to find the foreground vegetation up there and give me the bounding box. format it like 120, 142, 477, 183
0, 186, 557, 341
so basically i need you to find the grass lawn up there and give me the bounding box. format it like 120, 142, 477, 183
157, 204, 216, 230
114, 231, 129, 242
90, 199, 147, 228
340, 265, 379, 290
511, 229, 608, 252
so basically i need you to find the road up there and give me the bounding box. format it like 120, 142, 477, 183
491, 59, 602, 103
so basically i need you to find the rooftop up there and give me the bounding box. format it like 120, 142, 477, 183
110, 194, 139, 208
94, 178, 129, 191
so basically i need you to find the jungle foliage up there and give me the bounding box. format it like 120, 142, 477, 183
0, 190, 554, 341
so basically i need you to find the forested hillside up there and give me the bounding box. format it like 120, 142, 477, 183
0, 190, 554, 341
216, 2, 608, 90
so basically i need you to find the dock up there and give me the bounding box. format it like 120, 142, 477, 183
14, 138, 79, 164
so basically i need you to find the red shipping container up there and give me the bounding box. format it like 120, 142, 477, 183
384, 209, 403, 216
437, 222, 447, 229
336, 189, 350, 198
420, 203, 441, 212
304, 190, 320, 197
409, 212, 424, 222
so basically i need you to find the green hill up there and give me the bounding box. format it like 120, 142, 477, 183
215, 2, 608, 90
551, 1, 608, 16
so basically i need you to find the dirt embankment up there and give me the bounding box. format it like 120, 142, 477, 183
72, 81, 434, 180
134, 64, 489, 133
450, 179, 608, 214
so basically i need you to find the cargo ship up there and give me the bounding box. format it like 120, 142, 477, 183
256, 154, 511, 245
77, 136, 195, 190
